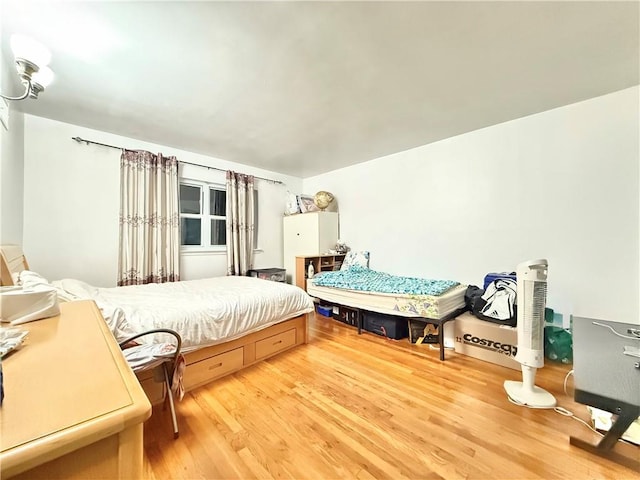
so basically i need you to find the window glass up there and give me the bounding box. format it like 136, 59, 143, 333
209, 188, 226, 216
211, 219, 226, 246
179, 181, 258, 250
180, 185, 201, 214
181, 218, 201, 245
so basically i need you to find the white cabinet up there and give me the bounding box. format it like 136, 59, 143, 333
283, 212, 339, 284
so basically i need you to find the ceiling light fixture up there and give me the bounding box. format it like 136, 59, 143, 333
0, 34, 55, 101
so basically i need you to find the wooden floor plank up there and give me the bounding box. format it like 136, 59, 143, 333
143, 313, 639, 479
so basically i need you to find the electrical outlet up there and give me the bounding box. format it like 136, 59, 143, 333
0, 98, 8, 131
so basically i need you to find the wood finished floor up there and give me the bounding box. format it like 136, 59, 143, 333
143, 313, 638, 479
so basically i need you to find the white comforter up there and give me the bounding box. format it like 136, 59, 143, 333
53, 276, 314, 351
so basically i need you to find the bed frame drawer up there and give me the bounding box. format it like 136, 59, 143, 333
184, 347, 244, 390
255, 328, 296, 360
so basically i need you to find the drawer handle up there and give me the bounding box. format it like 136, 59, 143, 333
273, 340, 283, 345
208, 362, 223, 370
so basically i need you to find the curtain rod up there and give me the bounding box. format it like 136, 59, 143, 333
71, 136, 284, 185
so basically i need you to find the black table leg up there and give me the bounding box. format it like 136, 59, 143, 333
570, 396, 640, 471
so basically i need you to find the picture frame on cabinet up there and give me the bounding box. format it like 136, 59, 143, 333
297, 195, 319, 213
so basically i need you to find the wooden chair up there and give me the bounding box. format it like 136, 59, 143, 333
119, 328, 182, 439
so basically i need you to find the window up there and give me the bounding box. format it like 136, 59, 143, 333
179, 180, 258, 249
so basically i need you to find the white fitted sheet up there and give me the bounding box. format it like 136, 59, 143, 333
53, 276, 314, 351
306, 282, 467, 319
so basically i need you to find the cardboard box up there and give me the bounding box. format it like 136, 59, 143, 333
454, 312, 520, 370
408, 319, 439, 344
407, 319, 456, 348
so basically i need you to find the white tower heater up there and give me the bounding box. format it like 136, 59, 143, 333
504, 259, 556, 408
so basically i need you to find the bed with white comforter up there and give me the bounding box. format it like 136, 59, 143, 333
51, 276, 314, 351
1, 244, 314, 397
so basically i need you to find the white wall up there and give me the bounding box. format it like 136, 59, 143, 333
304, 87, 640, 324
0, 18, 25, 246
0, 106, 24, 245
23, 116, 302, 286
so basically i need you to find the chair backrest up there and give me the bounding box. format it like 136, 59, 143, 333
119, 328, 182, 379
120, 328, 183, 439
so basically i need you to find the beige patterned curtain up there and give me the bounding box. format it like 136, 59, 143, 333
118, 150, 180, 286
226, 171, 255, 276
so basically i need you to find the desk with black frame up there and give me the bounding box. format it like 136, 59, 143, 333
570, 317, 640, 470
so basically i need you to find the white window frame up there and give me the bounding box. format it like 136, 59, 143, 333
180, 180, 226, 252
179, 178, 259, 253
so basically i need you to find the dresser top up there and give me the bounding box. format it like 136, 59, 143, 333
0, 300, 151, 476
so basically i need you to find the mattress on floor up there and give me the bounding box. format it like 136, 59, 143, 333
306, 282, 467, 320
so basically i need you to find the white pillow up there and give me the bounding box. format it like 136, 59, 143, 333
51, 278, 97, 301
340, 251, 370, 270
17, 271, 84, 303
17, 270, 51, 289
52, 287, 81, 303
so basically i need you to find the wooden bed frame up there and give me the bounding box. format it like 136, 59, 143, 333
0, 245, 309, 404
0, 244, 29, 287
143, 314, 307, 402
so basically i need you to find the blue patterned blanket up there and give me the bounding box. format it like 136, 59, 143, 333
311, 265, 458, 296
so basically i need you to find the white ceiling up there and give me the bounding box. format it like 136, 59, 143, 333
2, 1, 638, 178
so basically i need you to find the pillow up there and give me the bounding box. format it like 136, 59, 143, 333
16, 270, 52, 289
18, 271, 83, 303
340, 251, 370, 271
51, 278, 97, 301
51, 286, 81, 303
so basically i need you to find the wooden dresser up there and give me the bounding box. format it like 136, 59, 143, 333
0, 300, 151, 479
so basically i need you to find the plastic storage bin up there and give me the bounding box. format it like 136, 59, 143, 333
363, 311, 409, 340
333, 305, 359, 327
247, 268, 286, 282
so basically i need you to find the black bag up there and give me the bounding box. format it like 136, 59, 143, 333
464, 285, 486, 313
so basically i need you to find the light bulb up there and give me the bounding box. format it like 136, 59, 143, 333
10, 34, 52, 68
31, 66, 54, 89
